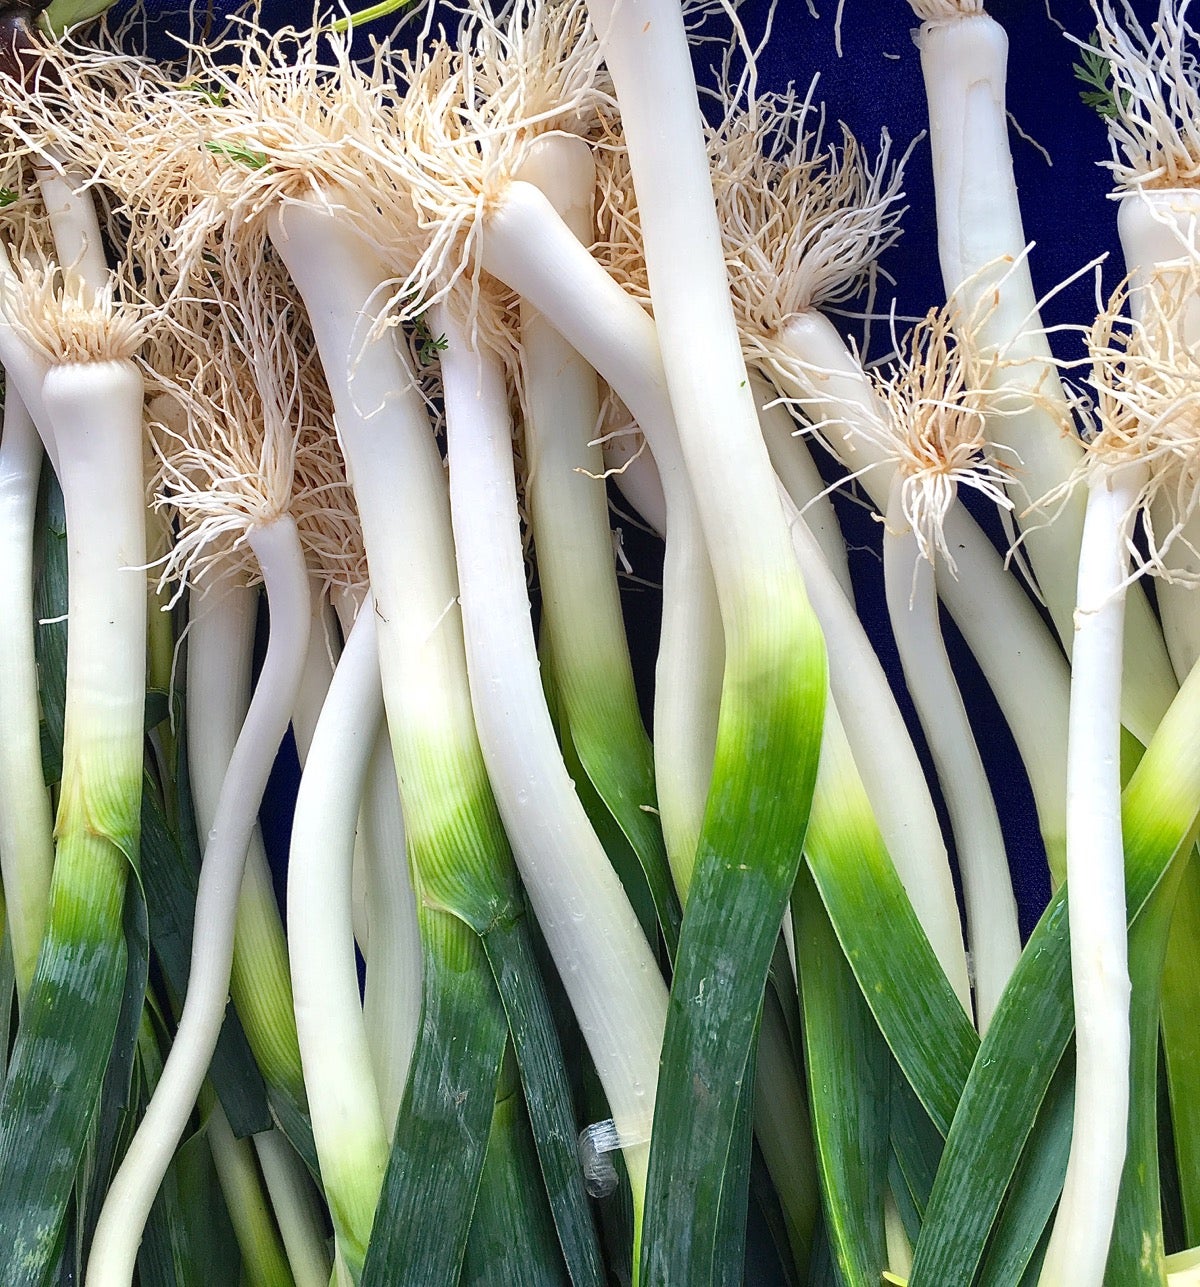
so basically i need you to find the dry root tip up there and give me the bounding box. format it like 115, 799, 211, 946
1071, 263, 1200, 581
1090, 0, 1200, 189
907, 0, 986, 19
873, 307, 1013, 571
1, 257, 146, 362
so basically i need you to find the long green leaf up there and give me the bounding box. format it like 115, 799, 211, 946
32, 470, 66, 787
549, 675, 660, 955
889, 1072, 942, 1226
461, 1047, 570, 1286
1161, 856, 1200, 1243
78, 856, 151, 1264
641, 640, 824, 1287
795, 866, 889, 1287
482, 916, 606, 1287
362, 909, 508, 1287
1106, 864, 1181, 1286
973, 1063, 1073, 1286
0, 845, 128, 1287
803, 712, 977, 1137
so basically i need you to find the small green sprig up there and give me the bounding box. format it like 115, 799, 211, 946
413, 314, 448, 365
182, 80, 228, 107
0, 189, 18, 209
1074, 33, 1128, 120
203, 141, 270, 171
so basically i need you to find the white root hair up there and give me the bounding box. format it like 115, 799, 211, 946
1090, 0, 1200, 189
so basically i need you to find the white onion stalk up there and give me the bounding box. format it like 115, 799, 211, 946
0, 388, 54, 1002
687, 74, 1069, 879
875, 310, 1021, 1030
911, 0, 1176, 741
756, 376, 852, 599
514, 131, 679, 949
202, 1096, 299, 1287
87, 515, 312, 1287
601, 415, 668, 538
287, 595, 389, 1278
250, 1130, 333, 1287
1041, 274, 1198, 1281
185, 573, 306, 1114
433, 296, 667, 1216
1040, 460, 1142, 1284
0, 264, 148, 1283
1120, 189, 1200, 679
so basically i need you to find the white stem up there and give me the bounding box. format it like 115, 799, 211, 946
287, 596, 388, 1271
586, 0, 801, 619
603, 427, 667, 537
47, 359, 146, 819
480, 179, 722, 889
186, 576, 299, 1093
781, 485, 972, 1009
883, 475, 1020, 1032
1040, 464, 1143, 1287
251, 1131, 333, 1287
204, 1102, 291, 1286
88, 516, 311, 1287
290, 577, 339, 763
917, 10, 1176, 739
0, 244, 54, 470
34, 154, 109, 297
0, 389, 54, 1001
755, 374, 852, 600
357, 723, 419, 1134
435, 301, 666, 1200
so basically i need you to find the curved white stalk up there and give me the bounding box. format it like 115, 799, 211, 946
781, 485, 972, 1008
287, 595, 389, 1276
0, 389, 54, 1001
762, 312, 1071, 879
512, 136, 721, 890
268, 195, 663, 1222
331, 577, 419, 1124
251, 1130, 332, 1287
290, 577, 339, 763
434, 299, 666, 1206
585, 0, 812, 653
203, 1100, 294, 1287
1040, 462, 1144, 1286
186, 575, 303, 1106
915, 5, 1176, 739
756, 374, 852, 600
88, 515, 311, 1287
883, 475, 1020, 1031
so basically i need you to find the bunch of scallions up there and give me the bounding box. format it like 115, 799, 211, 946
0, 0, 1199, 1282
